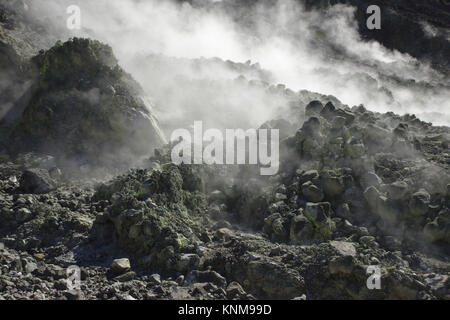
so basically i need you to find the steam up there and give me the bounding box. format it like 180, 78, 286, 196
7, 0, 450, 128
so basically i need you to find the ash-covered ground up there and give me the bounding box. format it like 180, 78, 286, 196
0, 0, 449, 300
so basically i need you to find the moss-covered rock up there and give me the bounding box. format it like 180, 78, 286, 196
8, 38, 165, 170
92, 164, 210, 271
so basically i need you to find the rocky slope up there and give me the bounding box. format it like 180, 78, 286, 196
0, 1, 449, 300
1, 82, 449, 299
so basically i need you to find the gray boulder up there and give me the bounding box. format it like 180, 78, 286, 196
409, 189, 430, 217
109, 258, 131, 276
290, 214, 316, 244
305, 100, 323, 117
322, 170, 345, 198
19, 168, 57, 194
185, 270, 227, 289
301, 181, 324, 202
387, 181, 409, 200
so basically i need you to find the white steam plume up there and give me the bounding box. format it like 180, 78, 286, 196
23, 0, 450, 128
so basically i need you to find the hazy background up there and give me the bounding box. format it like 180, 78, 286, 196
20, 0, 450, 129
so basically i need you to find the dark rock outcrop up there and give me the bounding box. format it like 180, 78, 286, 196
7, 38, 165, 170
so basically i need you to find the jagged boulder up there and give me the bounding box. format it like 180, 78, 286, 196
321, 170, 345, 198
290, 202, 335, 244
301, 181, 324, 202
297, 169, 320, 185
409, 189, 430, 217
245, 256, 305, 299
319, 102, 336, 121
305, 100, 323, 117
295, 117, 323, 158
344, 137, 366, 159
109, 258, 131, 276
19, 168, 57, 194
290, 214, 316, 244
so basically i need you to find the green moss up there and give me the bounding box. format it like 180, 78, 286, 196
177, 234, 190, 248
0, 26, 7, 41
